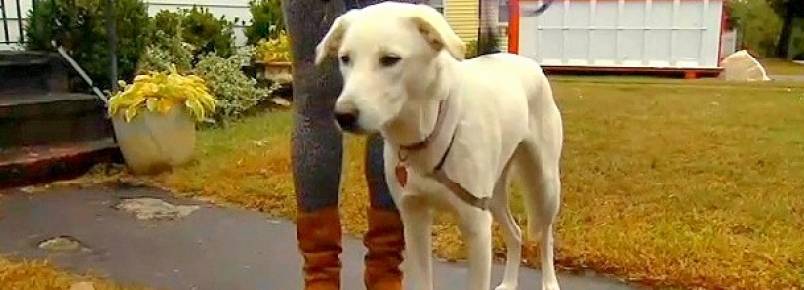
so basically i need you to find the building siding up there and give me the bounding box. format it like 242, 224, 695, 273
445, 0, 480, 42
443, 0, 509, 51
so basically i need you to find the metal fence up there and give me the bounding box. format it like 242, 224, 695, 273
0, 0, 35, 46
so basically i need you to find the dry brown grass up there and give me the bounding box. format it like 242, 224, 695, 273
0, 256, 146, 290
133, 79, 804, 289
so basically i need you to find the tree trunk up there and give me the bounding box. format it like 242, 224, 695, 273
776, 2, 794, 59
477, 0, 501, 54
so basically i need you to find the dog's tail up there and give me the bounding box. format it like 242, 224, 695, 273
476, 0, 555, 56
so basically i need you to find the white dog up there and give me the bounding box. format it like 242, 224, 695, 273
315, 3, 563, 290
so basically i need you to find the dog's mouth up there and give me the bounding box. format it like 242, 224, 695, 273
335, 119, 370, 135
335, 111, 381, 135
339, 125, 370, 135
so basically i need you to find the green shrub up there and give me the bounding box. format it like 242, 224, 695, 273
137, 30, 194, 74
245, 0, 284, 44
727, 0, 782, 57
181, 6, 236, 58
255, 31, 291, 62
465, 40, 478, 58
193, 47, 275, 122
152, 10, 183, 39
151, 7, 236, 58
25, 0, 150, 90
791, 18, 804, 60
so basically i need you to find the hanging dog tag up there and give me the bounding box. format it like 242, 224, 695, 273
395, 163, 408, 187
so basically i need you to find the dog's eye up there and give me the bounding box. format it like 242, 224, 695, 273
340, 55, 351, 64
379, 56, 401, 67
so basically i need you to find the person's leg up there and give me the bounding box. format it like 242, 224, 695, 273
363, 134, 405, 290
283, 0, 348, 289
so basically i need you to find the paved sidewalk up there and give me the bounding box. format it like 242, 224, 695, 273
0, 185, 637, 290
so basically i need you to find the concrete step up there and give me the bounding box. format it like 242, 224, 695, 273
0, 93, 113, 147
0, 51, 70, 95
0, 138, 122, 188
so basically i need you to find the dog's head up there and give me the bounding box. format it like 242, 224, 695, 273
315, 2, 465, 133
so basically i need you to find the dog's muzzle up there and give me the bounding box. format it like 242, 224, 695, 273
335, 111, 358, 131
334, 101, 360, 132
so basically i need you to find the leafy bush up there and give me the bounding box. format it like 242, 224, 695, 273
245, 0, 284, 44
465, 40, 478, 58
255, 31, 292, 62
151, 10, 183, 39
193, 47, 274, 122
727, 0, 782, 57
25, 0, 150, 90
109, 67, 216, 123
151, 7, 236, 58
791, 18, 804, 60
137, 30, 194, 74
181, 7, 236, 58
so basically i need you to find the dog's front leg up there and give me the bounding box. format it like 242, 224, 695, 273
399, 196, 434, 290
457, 205, 493, 290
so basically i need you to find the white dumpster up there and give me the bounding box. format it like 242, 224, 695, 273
510, 0, 726, 75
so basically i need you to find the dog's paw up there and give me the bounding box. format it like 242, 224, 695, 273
542, 281, 560, 290
494, 283, 517, 290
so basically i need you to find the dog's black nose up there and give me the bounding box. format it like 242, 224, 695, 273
335, 111, 358, 131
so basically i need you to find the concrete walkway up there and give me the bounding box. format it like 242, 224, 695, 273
0, 185, 638, 290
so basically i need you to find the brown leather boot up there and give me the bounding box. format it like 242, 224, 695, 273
363, 207, 405, 290
297, 206, 342, 290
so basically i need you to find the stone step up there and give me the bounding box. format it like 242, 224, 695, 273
0, 138, 122, 188
0, 93, 113, 147
0, 51, 70, 95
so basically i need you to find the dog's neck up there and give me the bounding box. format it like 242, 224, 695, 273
383, 54, 460, 147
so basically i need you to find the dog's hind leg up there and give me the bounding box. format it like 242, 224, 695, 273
491, 164, 522, 290
515, 136, 562, 290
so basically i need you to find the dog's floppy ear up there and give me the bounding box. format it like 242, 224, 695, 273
407, 5, 466, 60
315, 10, 359, 65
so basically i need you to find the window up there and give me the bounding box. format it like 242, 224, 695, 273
428, 0, 444, 14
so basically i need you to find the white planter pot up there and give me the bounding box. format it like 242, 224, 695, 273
256, 61, 293, 84
111, 106, 196, 175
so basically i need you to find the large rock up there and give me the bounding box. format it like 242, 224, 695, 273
720, 50, 771, 81
38, 236, 84, 252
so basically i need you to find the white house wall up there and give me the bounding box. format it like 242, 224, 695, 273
519, 0, 724, 69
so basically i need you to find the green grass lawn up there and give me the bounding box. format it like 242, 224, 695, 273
759, 58, 804, 75
133, 79, 804, 289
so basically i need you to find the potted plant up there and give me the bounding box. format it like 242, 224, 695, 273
108, 67, 216, 174
255, 31, 293, 84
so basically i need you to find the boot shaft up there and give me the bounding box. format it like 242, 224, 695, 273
297, 207, 342, 289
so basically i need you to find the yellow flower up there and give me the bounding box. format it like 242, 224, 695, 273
108, 69, 217, 122
256, 31, 292, 63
